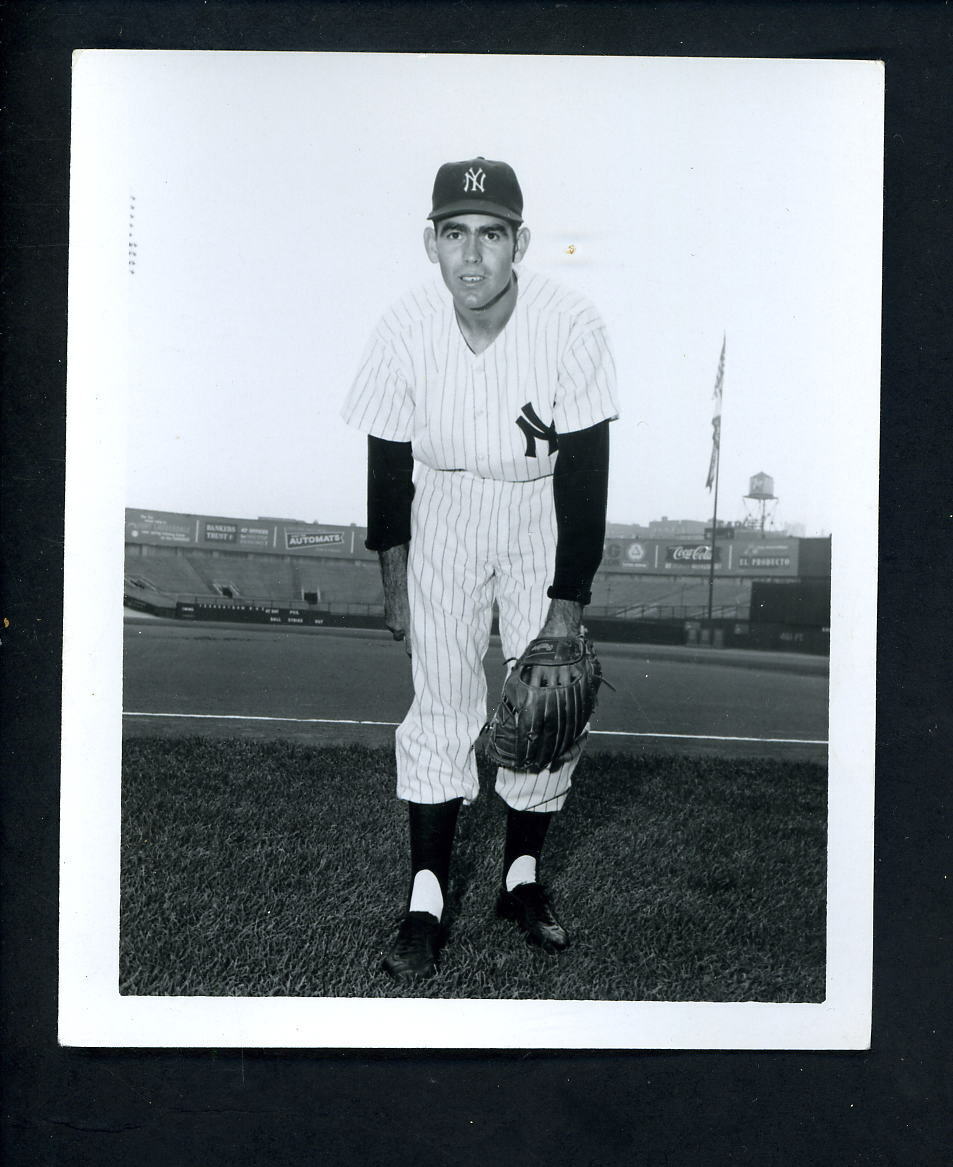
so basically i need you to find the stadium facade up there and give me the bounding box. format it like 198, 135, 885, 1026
124, 508, 831, 653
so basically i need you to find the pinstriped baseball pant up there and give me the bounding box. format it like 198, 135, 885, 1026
395, 464, 585, 811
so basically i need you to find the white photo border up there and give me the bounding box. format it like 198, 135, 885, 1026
59, 50, 881, 1049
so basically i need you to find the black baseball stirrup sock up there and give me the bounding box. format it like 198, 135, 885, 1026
503, 808, 554, 880
408, 799, 463, 900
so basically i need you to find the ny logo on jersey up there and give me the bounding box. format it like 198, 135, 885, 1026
516, 402, 558, 457
463, 166, 486, 193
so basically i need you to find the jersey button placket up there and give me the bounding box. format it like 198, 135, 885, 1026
473, 358, 490, 477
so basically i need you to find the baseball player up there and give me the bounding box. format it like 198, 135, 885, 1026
342, 157, 618, 982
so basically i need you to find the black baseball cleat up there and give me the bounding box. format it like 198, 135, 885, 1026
382, 911, 443, 983
496, 883, 569, 953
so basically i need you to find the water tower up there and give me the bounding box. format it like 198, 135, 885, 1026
743, 471, 778, 537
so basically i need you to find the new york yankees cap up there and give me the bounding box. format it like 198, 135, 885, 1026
428, 157, 523, 223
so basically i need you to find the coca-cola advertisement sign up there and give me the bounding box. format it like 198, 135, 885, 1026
664, 544, 722, 569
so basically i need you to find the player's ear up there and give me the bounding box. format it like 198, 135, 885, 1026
513, 225, 530, 264
423, 225, 439, 263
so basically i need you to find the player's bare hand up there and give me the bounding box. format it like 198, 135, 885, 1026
384, 599, 412, 655
537, 597, 584, 639
519, 599, 585, 687
379, 543, 412, 656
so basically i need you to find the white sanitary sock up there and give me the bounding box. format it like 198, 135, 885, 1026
505, 854, 538, 892
408, 869, 443, 920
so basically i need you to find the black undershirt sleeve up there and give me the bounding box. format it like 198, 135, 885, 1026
365, 435, 414, 552
547, 420, 611, 607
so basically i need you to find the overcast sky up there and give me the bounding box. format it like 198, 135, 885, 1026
87, 52, 882, 536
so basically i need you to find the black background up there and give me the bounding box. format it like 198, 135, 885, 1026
2, 3, 950, 1164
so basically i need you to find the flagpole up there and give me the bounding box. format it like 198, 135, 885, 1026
705, 335, 726, 633
706, 438, 720, 626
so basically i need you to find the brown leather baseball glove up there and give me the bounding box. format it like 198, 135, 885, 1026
484, 633, 604, 772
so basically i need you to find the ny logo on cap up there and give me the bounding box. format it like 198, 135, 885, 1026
463, 166, 486, 193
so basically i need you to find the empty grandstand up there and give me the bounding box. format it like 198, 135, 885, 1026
124, 507, 831, 652
588, 574, 753, 620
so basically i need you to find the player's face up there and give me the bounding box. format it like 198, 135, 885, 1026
424, 215, 530, 312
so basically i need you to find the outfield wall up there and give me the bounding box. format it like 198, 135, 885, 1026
126, 508, 828, 581
118, 597, 827, 655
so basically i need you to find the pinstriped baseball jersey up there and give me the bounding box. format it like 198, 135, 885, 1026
342, 267, 619, 474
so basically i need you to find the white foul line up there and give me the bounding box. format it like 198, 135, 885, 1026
122, 711, 827, 746
123, 711, 400, 727
597, 730, 829, 745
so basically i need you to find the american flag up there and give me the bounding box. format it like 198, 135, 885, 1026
705, 335, 726, 491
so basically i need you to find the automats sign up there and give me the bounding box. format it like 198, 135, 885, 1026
285, 530, 345, 551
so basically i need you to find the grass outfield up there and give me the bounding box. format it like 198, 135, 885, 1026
120, 740, 826, 1002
